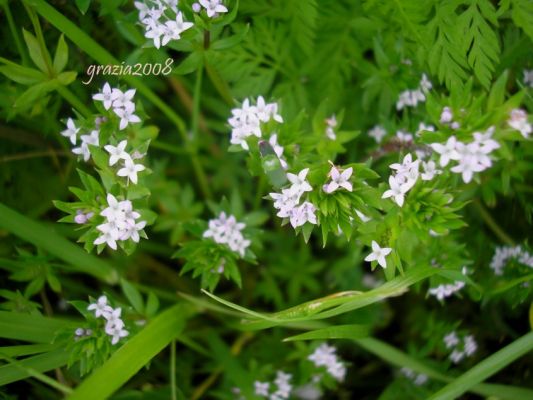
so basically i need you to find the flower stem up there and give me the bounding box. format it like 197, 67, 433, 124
170, 340, 177, 400
472, 199, 514, 246
3, 1, 29, 65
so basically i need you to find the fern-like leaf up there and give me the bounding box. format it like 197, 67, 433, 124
286, 0, 318, 56
510, 0, 533, 42
458, 0, 500, 89
426, 1, 469, 90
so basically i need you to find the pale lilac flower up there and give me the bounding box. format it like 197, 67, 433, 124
368, 125, 387, 143
287, 168, 312, 196
382, 175, 409, 207
199, 0, 228, 18
420, 73, 432, 92
430, 136, 460, 167
203, 212, 250, 257
87, 295, 113, 318
105, 323, 129, 345
114, 103, 141, 130
93, 83, 114, 110
104, 140, 129, 166
364, 241, 392, 269
61, 118, 80, 145
117, 157, 146, 184
440, 107, 453, 124
289, 201, 317, 228
508, 109, 531, 138
325, 115, 337, 140
254, 381, 270, 397
395, 130, 413, 143
324, 166, 353, 193
523, 70, 533, 87
444, 331, 460, 349
421, 160, 441, 181
111, 88, 136, 110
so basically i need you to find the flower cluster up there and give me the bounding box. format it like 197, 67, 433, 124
61, 118, 100, 162
400, 367, 428, 386
507, 109, 531, 139
202, 212, 251, 257
428, 280, 465, 301
396, 74, 432, 111
430, 127, 500, 183
87, 295, 129, 345
192, 0, 228, 18
94, 194, 147, 250
104, 140, 146, 185
308, 343, 347, 382
490, 245, 533, 276
270, 168, 318, 229
382, 153, 421, 207
93, 83, 141, 130
135, 0, 193, 49
228, 96, 283, 150
443, 331, 477, 364
254, 371, 293, 399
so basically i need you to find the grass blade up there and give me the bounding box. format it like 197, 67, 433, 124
354, 337, 533, 400
0, 311, 76, 343
0, 349, 70, 388
0, 202, 117, 283
67, 304, 188, 400
427, 331, 533, 400
283, 324, 371, 342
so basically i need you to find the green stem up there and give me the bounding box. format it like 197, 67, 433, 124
56, 86, 92, 118
191, 63, 204, 144
3, 1, 29, 65
170, 340, 177, 400
472, 200, 514, 246
24, 2, 53, 75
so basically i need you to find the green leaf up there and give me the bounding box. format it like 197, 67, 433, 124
0, 57, 46, 85
173, 52, 203, 75
120, 279, 144, 314
13, 80, 57, 110
0, 311, 76, 343
57, 71, 77, 85
75, 0, 91, 14
67, 304, 188, 400
22, 28, 48, 73
0, 349, 70, 386
283, 324, 371, 342
0, 202, 117, 283
53, 34, 68, 73
428, 331, 533, 400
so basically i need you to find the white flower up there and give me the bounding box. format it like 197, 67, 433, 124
421, 160, 441, 181
324, 166, 353, 193
269, 134, 288, 169
120, 220, 147, 242
114, 102, 141, 130
364, 241, 392, 269
117, 157, 146, 184
287, 168, 312, 196
104, 140, 129, 166
163, 12, 193, 44
111, 88, 136, 110
440, 106, 453, 124
428, 281, 465, 300
430, 136, 461, 167
271, 189, 300, 218
355, 209, 371, 223
105, 323, 129, 345
87, 295, 113, 318
450, 153, 484, 183
94, 222, 120, 250
464, 335, 477, 356
61, 118, 80, 145
368, 125, 387, 143
308, 343, 346, 382
104, 307, 123, 327
72, 130, 100, 162
450, 350, 465, 364
444, 331, 460, 349
199, 0, 228, 18
508, 109, 531, 138
254, 381, 270, 397
289, 201, 317, 228
93, 83, 114, 110
416, 122, 435, 136
382, 175, 409, 207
